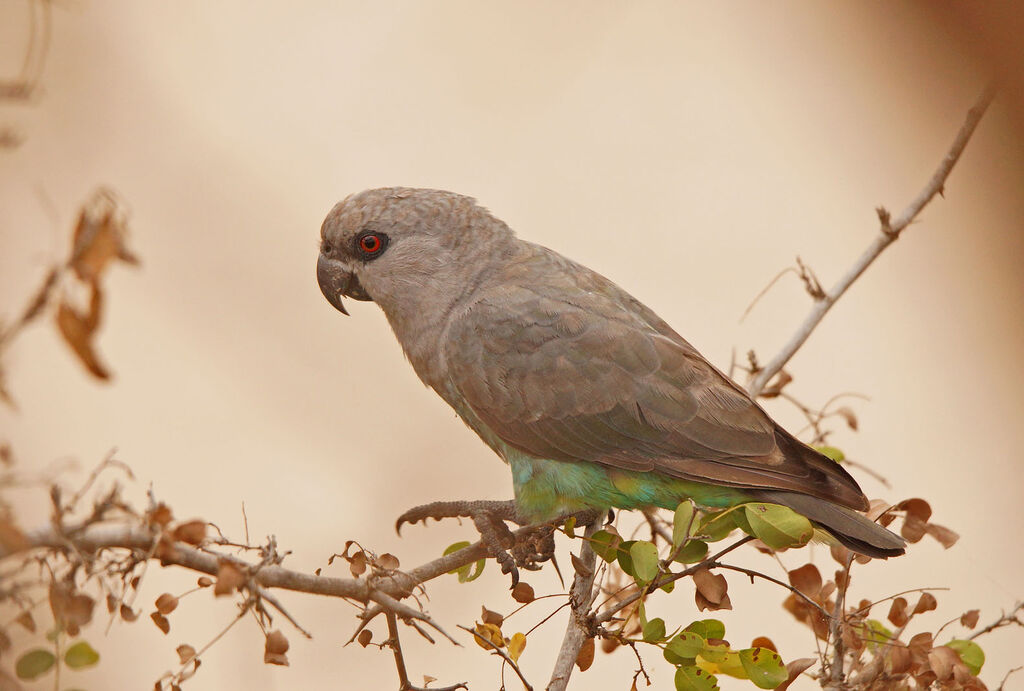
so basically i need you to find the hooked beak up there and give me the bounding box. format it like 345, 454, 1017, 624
317, 254, 372, 315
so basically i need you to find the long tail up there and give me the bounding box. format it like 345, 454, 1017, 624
756, 490, 906, 558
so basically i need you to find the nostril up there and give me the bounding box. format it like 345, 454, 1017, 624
321, 242, 332, 255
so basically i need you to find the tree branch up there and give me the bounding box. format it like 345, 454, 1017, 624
748, 83, 997, 397
546, 522, 599, 691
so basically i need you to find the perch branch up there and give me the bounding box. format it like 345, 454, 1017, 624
748, 83, 997, 397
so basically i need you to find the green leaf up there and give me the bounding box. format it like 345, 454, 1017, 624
685, 619, 726, 641
665, 631, 705, 664
674, 664, 719, 691
739, 647, 787, 689
699, 649, 747, 679
562, 516, 576, 538
629, 541, 660, 583
590, 530, 622, 563
743, 503, 813, 549
673, 501, 696, 550
673, 540, 709, 564
946, 639, 985, 675
16, 649, 56, 680
64, 641, 100, 669
443, 541, 485, 583
698, 511, 737, 542
615, 539, 637, 577
660, 579, 676, 593
814, 445, 846, 463
642, 617, 667, 642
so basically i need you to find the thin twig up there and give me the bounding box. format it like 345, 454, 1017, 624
748, 84, 997, 397
390, 612, 468, 691
968, 601, 1024, 641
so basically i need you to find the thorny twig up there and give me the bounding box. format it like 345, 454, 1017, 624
747, 83, 998, 398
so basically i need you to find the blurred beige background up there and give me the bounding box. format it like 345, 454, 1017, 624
2, 2, 1023, 689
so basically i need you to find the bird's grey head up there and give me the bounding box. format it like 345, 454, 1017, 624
317, 187, 514, 320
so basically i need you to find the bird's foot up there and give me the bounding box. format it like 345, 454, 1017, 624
395, 500, 603, 587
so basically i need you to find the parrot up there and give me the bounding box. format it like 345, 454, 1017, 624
316, 187, 905, 560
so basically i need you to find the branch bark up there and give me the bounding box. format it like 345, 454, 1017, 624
748, 83, 997, 397
546, 522, 599, 691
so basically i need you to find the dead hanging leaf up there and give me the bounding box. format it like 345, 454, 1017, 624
570, 552, 592, 578
924, 522, 959, 549
175, 644, 197, 664
69, 187, 139, 282
357, 630, 373, 648
119, 604, 138, 622
349, 551, 367, 577
693, 568, 732, 612
150, 611, 170, 634
172, 520, 207, 546
0, 442, 13, 467
928, 645, 962, 681
888, 645, 913, 674
960, 609, 980, 629
835, 406, 859, 431
480, 606, 504, 628
377, 553, 400, 570
575, 637, 595, 672
264, 630, 288, 663
787, 564, 823, 599
154, 593, 178, 615
197, 576, 213, 588
511, 582, 535, 604
913, 592, 938, 615
147, 503, 174, 527
55, 290, 110, 380
750, 636, 777, 653
214, 561, 246, 596
48, 583, 95, 635
15, 611, 35, 633
907, 632, 933, 665
888, 597, 909, 627
776, 657, 816, 691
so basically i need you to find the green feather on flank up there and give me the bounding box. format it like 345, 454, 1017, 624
509, 454, 751, 523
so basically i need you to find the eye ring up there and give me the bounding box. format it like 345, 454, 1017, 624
356, 231, 389, 259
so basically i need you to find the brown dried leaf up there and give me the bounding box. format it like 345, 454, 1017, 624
896, 498, 933, 523
924, 522, 959, 549
888, 597, 909, 627
265, 630, 289, 654
176, 644, 196, 664
750, 636, 777, 653
908, 632, 933, 665
570, 552, 592, 577
357, 630, 372, 648
151, 611, 170, 634
960, 609, 980, 629
913, 592, 938, 615
197, 577, 213, 588
69, 188, 137, 282
0, 442, 12, 467
377, 553, 400, 570
901, 514, 928, 543
511, 582, 535, 604
55, 291, 110, 380
0, 518, 29, 553
575, 637, 595, 672
15, 611, 35, 633
473, 622, 504, 649
120, 604, 138, 622
835, 406, 859, 431
49, 583, 95, 634
788, 564, 822, 599
601, 637, 619, 654
214, 561, 246, 596
777, 657, 816, 691
172, 520, 207, 546
106, 593, 117, 613
155, 593, 178, 615
928, 645, 961, 681
148, 503, 174, 527
349, 551, 367, 577
889, 645, 913, 674
481, 606, 504, 628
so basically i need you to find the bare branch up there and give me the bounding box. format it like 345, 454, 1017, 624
748, 84, 997, 397
547, 522, 599, 691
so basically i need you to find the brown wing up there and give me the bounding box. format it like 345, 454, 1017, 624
444, 254, 868, 511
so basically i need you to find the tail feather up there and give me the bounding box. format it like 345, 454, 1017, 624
756, 490, 906, 559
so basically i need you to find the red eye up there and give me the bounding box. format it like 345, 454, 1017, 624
359, 234, 382, 253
